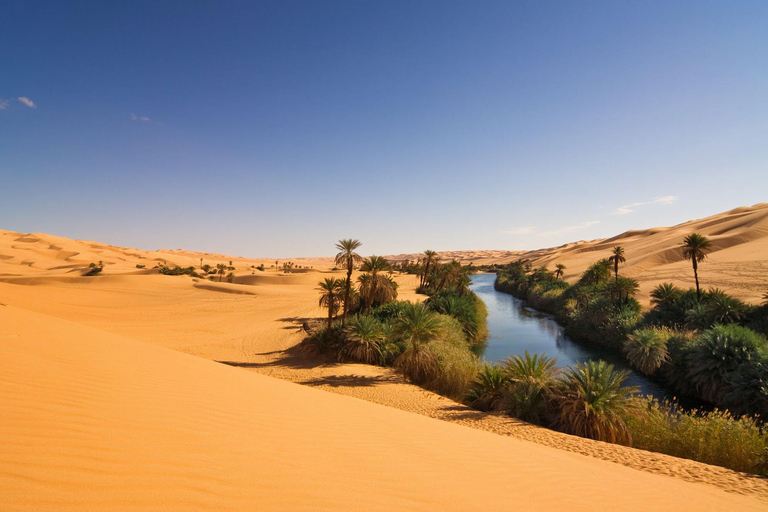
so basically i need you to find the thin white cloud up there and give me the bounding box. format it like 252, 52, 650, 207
17, 96, 36, 108
538, 220, 600, 237
614, 196, 677, 215
140, 116, 150, 121
502, 226, 536, 235
0, 99, 8, 110
130, 113, 150, 122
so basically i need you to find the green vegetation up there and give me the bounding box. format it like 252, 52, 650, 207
335, 239, 363, 325
627, 400, 768, 474
84, 261, 104, 276
306, 242, 488, 399
158, 265, 201, 277
493, 233, 768, 421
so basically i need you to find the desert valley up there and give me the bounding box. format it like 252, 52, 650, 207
2, 204, 768, 510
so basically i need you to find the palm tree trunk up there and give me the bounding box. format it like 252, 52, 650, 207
693, 257, 700, 298
343, 262, 352, 326
614, 260, 619, 281
328, 297, 333, 330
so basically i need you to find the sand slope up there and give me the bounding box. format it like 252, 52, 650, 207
1, 305, 762, 511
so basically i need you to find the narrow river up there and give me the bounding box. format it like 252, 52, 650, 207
470, 273, 672, 400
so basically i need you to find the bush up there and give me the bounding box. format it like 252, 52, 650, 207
503, 351, 560, 424
627, 399, 768, 474
84, 262, 103, 276
135, 264, 145, 269
466, 364, 510, 411
623, 327, 672, 375
425, 291, 489, 346
685, 324, 768, 417
159, 265, 199, 277
339, 315, 384, 364
556, 360, 640, 445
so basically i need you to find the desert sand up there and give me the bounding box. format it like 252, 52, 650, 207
2, 204, 768, 510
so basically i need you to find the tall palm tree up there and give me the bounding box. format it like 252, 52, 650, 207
682, 233, 712, 298
317, 278, 344, 330
392, 303, 442, 383
421, 250, 438, 288
216, 263, 227, 282
608, 246, 626, 281
334, 239, 363, 325
358, 256, 397, 310
554, 263, 566, 280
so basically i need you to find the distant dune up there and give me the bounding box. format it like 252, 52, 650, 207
386, 203, 768, 305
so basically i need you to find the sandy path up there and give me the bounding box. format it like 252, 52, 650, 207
1, 305, 765, 511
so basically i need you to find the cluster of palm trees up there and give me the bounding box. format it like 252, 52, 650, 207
317, 239, 399, 328
468, 352, 639, 444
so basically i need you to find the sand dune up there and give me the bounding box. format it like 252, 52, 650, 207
2, 204, 768, 509
1, 305, 763, 511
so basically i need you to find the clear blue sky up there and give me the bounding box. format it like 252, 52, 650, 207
2, 1, 766, 257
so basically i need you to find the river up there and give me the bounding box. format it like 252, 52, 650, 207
470, 273, 672, 400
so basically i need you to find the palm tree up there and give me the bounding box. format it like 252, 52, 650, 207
557, 360, 640, 445
421, 250, 438, 288
554, 263, 566, 280
503, 352, 559, 423
454, 274, 472, 296
650, 282, 681, 310
466, 364, 510, 411
682, 233, 712, 298
606, 276, 639, 307
623, 328, 671, 375
358, 256, 397, 310
317, 278, 344, 330
392, 303, 442, 383
216, 263, 227, 282
339, 315, 383, 364
608, 246, 626, 281
334, 239, 363, 325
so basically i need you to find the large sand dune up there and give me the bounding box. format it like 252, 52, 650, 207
1, 305, 764, 510
2, 205, 768, 509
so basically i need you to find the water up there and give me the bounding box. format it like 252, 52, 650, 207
470, 273, 672, 400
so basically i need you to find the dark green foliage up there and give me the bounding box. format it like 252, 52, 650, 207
556, 360, 640, 445
425, 291, 489, 346
466, 364, 510, 411
685, 324, 768, 417
503, 352, 560, 424
135, 264, 145, 269
84, 262, 103, 276
158, 265, 199, 277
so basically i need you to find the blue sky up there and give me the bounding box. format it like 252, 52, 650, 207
1, 1, 766, 257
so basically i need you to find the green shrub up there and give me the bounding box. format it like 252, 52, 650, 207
84, 262, 103, 276
686, 324, 768, 417
627, 399, 768, 474
556, 360, 640, 445
339, 315, 384, 364
503, 351, 560, 424
623, 327, 672, 375
466, 364, 510, 411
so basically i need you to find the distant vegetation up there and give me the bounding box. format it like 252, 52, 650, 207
486, 233, 768, 473
84, 261, 103, 276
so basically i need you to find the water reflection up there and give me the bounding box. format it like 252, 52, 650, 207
470, 273, 671, 400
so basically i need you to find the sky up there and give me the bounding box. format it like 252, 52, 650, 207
1, 1, 767, 258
